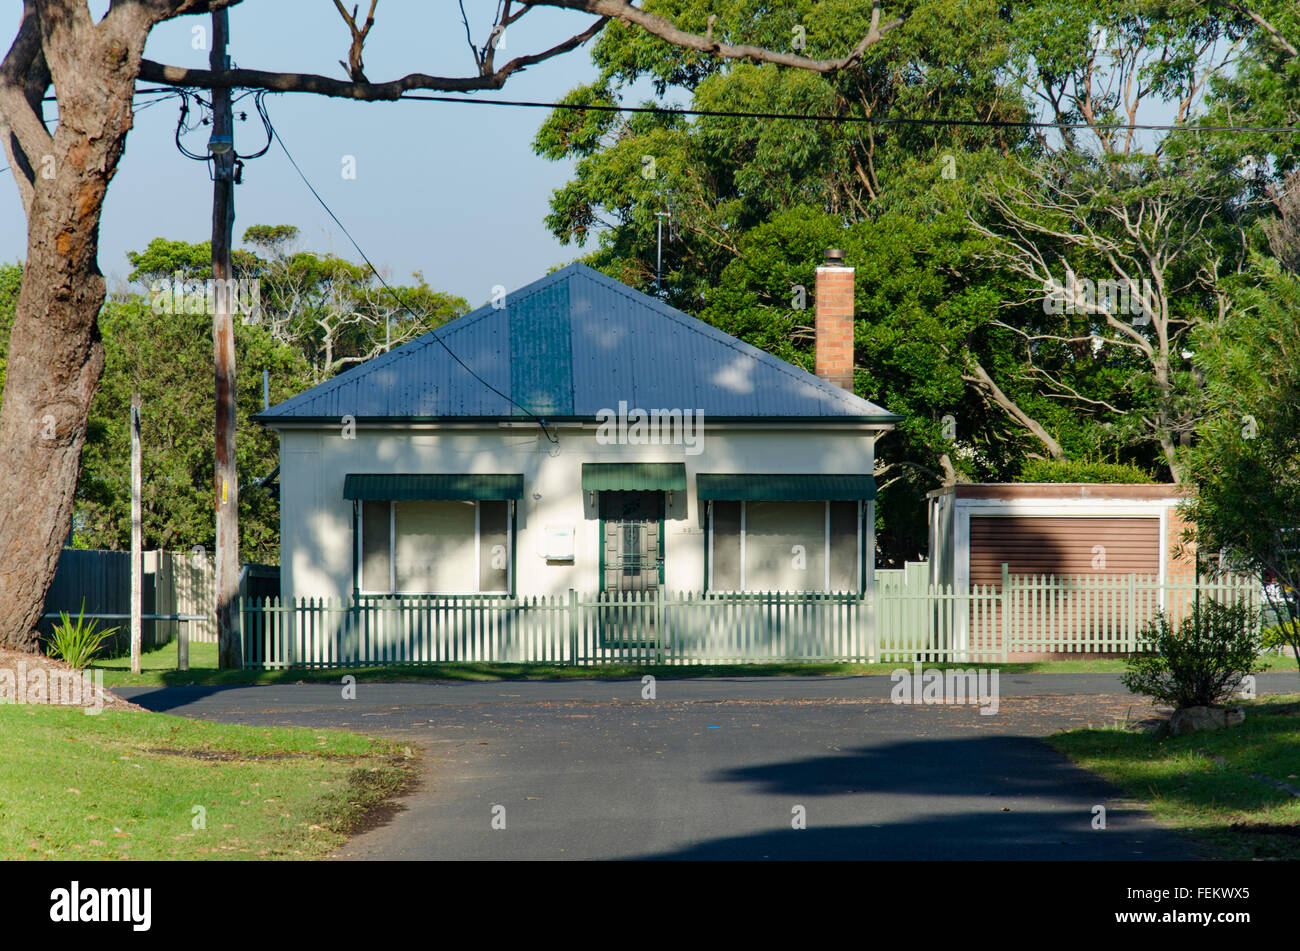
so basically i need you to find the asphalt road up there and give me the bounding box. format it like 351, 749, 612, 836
118, 673, 1297, 860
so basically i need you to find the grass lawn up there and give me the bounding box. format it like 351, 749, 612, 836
1049, 694, 1300, 860
0, 704, 414, 860
92, 638, 1300, 687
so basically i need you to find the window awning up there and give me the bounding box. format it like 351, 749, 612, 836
581, 463, 687, 492
343, 473, 524, 501
697, 473, 876, 501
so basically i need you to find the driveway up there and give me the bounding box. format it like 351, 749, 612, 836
117, 673, 1296, 860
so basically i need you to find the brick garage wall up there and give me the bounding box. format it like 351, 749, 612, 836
1165, 505, 1197, 584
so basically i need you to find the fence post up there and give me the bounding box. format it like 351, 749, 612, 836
568, 588, 578, 667
654, 586, 665, 664
1000, 563, 1010, 662
866, 588, 876, 663
1127, 573, 1138, 652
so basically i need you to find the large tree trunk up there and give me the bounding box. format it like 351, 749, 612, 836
0, 2, 146, 651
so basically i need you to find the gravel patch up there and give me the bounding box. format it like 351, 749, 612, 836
0, 647, 146, 712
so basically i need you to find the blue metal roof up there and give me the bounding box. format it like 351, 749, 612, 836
256, 263, 898, 423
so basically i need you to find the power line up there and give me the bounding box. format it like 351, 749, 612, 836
101, 77, 1300, 133
42, 87, 188, 103
397, 92, 1300, 135
268, 119, 559, 443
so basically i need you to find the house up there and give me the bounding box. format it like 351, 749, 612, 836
255, 255, 899, 612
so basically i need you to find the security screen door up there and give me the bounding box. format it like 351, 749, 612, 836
599, 491, 665, 596
598, 491, 665, 646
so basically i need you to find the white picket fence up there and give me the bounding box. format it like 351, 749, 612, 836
877, 569, 1256, 661
239, 570, 1259, 669
242, 590, 870, 669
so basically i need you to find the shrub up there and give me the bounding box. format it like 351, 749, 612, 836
1018, 458, 1156, 484
1121, 600, 1262, 709
1262, 624, 1289, 652
44, 604, 119, 670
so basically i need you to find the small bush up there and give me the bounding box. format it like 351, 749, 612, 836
1262, 624, 1291, 652
1019, 458, 1156, 484
44, 604, 119, 670
1121, 600, 1262, 709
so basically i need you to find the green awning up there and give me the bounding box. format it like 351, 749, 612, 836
697, 473, 876, 501
581, 463, 687, 492
343, 473, 524, 501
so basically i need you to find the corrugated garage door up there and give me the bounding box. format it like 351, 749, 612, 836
968, 516, 1162, 658
969, 516, 1160, 587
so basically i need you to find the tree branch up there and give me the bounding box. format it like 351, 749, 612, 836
1227, 0, 1299, 58
332, 0, 379, 83
961, 354, 1066, 460
543, 0, 901, 72
0, 0, 49, 214
139, 15, 609, 98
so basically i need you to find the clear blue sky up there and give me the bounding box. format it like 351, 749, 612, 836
0, 1, 624, 306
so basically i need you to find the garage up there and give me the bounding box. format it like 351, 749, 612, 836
926, 483, 1196, 658
928, 483, 1193, 592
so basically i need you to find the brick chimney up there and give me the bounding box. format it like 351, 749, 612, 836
815, 248, 855, 391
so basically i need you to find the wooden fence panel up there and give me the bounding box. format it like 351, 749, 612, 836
41, 548, 222, 649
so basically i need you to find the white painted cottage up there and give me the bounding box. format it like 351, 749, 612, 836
256, 259, 898, 607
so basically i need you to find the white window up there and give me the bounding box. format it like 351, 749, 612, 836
359, 499, 512, 594
709, 500, 861, 593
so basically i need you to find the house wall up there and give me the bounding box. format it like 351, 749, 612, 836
276, 424, 878, 603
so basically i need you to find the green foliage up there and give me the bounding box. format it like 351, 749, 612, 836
531, 0, 1243, 557
534, 0, 1029, 310
44, 604, 119, 670
1262, 625, 1293, 653
0, 229, 466, 563
127, 237, 218, 283
1199, 0, 1300, 176
975, 149, 1250, 481
1121, 600, 1263, 709
1183, 256, 1300, 676
74, 297, 313, 560
1018, 458, 1156, 483
696, 202, 1029, 562
0, 262, 20, 393
232, 225, 468, 382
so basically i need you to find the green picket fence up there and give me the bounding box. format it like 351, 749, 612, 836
239, 571, 1260, 669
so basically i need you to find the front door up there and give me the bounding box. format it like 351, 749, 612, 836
599, 491, 664, 644
600, 491, 664, 595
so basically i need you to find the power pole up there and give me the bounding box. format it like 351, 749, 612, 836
210, 9, 241, 669
129, 396, 142, 675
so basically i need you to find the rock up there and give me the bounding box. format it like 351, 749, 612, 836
1168, 705, 1246, 736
